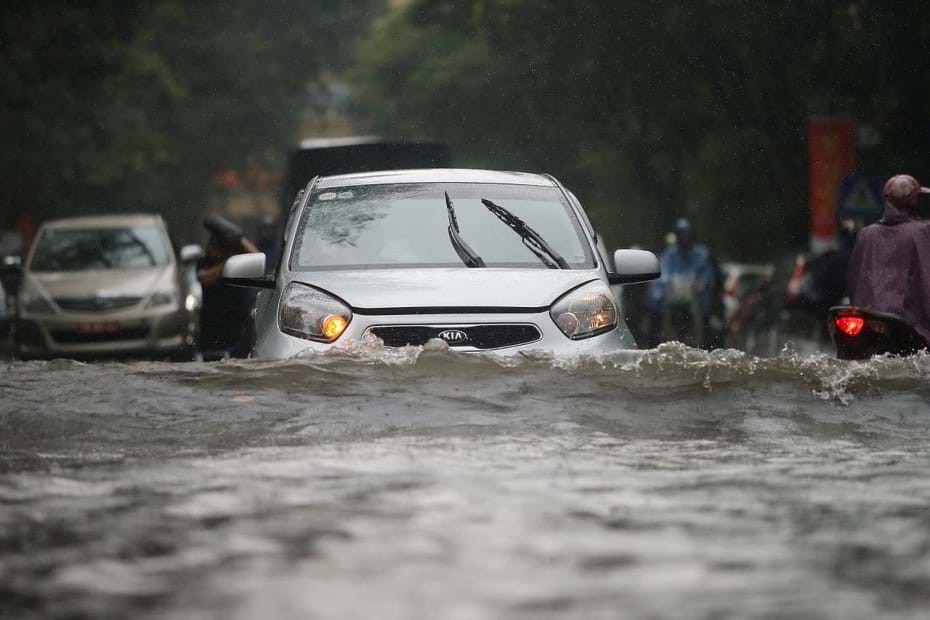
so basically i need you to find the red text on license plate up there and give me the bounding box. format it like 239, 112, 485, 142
77, 321, 121, 334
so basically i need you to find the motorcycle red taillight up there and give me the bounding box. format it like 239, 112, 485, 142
835, 315, 865, 337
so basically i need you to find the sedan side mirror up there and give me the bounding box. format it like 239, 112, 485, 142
179, 244, 205, 264
223, 252, 274, 288
0, 255, 23, 294
608, 249, 661, 285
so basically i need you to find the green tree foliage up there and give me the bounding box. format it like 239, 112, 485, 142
0, 0, 380, 236
353, 0, 930, 259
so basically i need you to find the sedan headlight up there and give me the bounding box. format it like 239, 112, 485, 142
23, 295, 55, 315
279, 283, 352, 342
550, 282, 618, 340
146, 290, 178, 308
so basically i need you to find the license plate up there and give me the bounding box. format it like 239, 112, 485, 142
77, 321, 121, 335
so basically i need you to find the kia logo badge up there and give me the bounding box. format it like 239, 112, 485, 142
438, 329, 468, 344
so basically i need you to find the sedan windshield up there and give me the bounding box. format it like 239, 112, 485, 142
29, 227, 170, 272
291, 183, 595, 270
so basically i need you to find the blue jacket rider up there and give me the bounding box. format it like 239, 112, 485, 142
650, 218, 716, 315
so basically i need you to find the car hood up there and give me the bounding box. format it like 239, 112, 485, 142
293, 268, 601, 311
25, 267, 172, 300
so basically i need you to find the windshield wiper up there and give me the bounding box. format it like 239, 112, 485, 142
445, 192, 486, 268
481, 199, 569, 269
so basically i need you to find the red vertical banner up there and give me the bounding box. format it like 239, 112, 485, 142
15, 211, 36, 255
809, 119, 856, 252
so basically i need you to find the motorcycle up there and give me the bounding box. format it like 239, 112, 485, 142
828, 306, 927, 360
660, 273, 706, 348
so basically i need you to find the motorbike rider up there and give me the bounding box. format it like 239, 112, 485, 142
846, 174, 930, 345
198, 215, 260, 359
650, 218, 721, 348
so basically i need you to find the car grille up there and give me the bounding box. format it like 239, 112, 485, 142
50, 327, 150, 344
367, 324, 542, 350
54, 296, 143, 313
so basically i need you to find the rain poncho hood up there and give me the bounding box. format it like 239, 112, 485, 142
846, 204, 930, 343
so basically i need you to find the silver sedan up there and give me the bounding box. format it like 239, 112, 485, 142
14, 215, 203, 360
224, 169, 660, 358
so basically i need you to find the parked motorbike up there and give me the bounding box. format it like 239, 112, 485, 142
725, 280, 775, 354
828, 306, 927, 360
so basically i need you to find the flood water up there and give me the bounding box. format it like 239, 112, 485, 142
2, 343, 930, 619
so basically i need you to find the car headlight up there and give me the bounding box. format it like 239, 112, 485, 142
23, 295, 55, 315
279, 283, 352, 343
550, 282, 618, 339
147, 290, 177, 308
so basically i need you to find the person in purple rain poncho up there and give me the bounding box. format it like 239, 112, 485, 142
846, 174, 930, 345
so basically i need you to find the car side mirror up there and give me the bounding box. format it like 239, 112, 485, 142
0, 255, 23, 293
179, 244, 205, 264
608, 249, 661, 285
223, 252, 274, 288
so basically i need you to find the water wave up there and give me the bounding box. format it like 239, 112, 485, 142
2, 342, 929, 468
115, 340, 930, 404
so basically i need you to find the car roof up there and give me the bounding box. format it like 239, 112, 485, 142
315, 168, 557, 189
297, 135, 383, 149
41, 214, 166, 230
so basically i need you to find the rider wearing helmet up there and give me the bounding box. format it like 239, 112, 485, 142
846, 174, 930, 345
650, 218, 721, 348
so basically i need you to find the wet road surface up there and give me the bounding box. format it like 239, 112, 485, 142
2, 343, 930, 619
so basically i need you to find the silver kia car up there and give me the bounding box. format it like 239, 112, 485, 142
15, 214, 203, 360
223, 169, 660, 358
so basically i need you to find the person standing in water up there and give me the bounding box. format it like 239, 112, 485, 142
197, 215, 260, 359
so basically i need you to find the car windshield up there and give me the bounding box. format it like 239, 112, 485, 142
29, 226, 170, 272
291, 182, 595, 270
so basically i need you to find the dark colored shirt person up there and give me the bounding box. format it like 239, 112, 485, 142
198, 215, 260, 358
846, 174, 930, 344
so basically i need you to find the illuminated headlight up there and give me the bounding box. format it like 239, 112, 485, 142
550, 282, 618, 339
147, 290, 177, 308
23, 295, 55, 315
279, 283, 351, 343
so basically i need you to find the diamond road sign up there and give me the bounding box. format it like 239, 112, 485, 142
838, 176, 883, 223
